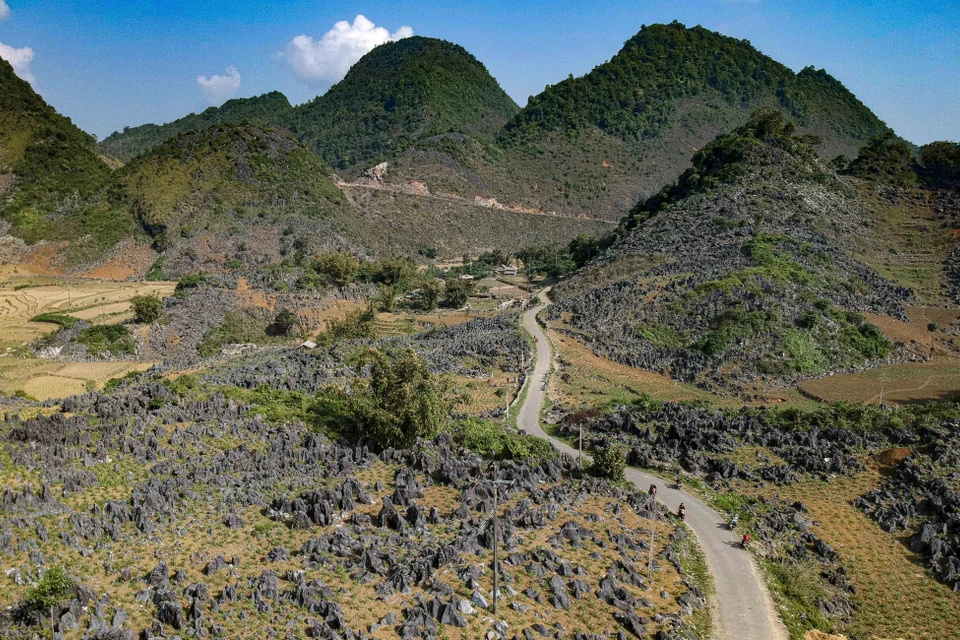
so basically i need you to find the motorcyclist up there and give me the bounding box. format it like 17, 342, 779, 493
742, 533, 751, 549
674, 473, 682, 488
649, 484, 657, 497
729, 514, 739, 530
678, 503, 686, 521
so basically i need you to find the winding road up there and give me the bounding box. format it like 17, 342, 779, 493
518, 291, 787, 640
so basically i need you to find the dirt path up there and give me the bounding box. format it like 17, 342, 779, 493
518, 290, 787, 640
338, 181, 616, 224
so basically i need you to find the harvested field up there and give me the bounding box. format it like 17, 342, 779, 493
0, 277, 174, 346
739, 466, 960, 640
799, 357, 960, 405
547, 329, 729, 408
0, 356, 152, 399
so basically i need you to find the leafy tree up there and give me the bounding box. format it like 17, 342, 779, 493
420, 280, 442, 311
335, 348, 458, 450
130, 294, 163, 324
443, 278, 473, 308
378, 284, 397, 312
919, 141, 960, 188
272, 308, 298, 336
590, 444, 628, 481
846, 132, 918, 187
362, 257, 417, 288
314, 251, 360, 286
25, 565, 76, 629
322, 305, 377, 343
517, 243, 576, 278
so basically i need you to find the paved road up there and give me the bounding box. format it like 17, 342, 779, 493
518, 291, 787, 640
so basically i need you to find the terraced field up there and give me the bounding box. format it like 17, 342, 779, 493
0, 277, 174, 399
0, 278, 174, 347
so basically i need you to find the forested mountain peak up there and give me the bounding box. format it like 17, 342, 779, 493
98, 91, 294, 163
289, 36, 520, 169
501, 21, 887, 154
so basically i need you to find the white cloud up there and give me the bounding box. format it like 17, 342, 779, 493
0, 40, 35, 84
197, 65, 241, 105
277, 15, 413, 86
0, 1, 10, 21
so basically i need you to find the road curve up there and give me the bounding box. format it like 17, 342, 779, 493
518, 290, 787, 640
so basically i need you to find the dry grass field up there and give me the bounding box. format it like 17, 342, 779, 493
799, 357, 960, 405
547, 329, 731, 409
0, 356, 152, 400
735, 462, 960, 640
0, 277, 174, 347
0, 276, 174, 400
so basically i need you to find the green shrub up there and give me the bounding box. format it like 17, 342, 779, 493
175, 273, 207, 297
226, 258, 243, 269
590, 443, 628, 481
638, 324, 688, 349
130, 294, 163, 324
320, 305, 376, 343
77, 325, 135, 357
455, 418, 554, 461
145, 257, 166, 281
29, 312, 78, 328
314, 251, 360, 286
783, 329, 824, 374
272, 309, 298, 336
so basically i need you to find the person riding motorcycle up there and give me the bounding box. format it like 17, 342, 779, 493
678, 503, 686, 521
741, 533, 751, 549
674, 473, 682, 488
729, 514, 739, 530
649, 484, 657, 497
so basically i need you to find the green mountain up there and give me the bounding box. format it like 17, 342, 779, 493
96, 37, 519, 173
501, 22, 885, 153
546, 109, 913, 394
98, 91, 293, 163
103, 122, 346, 248
0, 58, 119, 248
384, 23, 891, 223
289, 36, 520, 170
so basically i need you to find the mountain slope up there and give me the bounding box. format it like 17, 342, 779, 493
383, 23, 890, 223
289, 36, 520, 170
98, 91, 293, 163
103, 123, 347, 253
0, 58, 121, 250
546, 109, 914, 394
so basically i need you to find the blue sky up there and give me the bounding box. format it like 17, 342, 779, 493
0, 0, 957, 144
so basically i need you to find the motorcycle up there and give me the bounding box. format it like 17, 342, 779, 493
728, 514, 739, 530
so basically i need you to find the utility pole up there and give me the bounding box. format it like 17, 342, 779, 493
647, 495, 656, 581
490, 462, 514, 616
579, 423, 583, 470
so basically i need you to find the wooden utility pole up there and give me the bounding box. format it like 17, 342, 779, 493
578, 423, 583, 470
491, 462, 514, 616
647, 495, 656, 580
